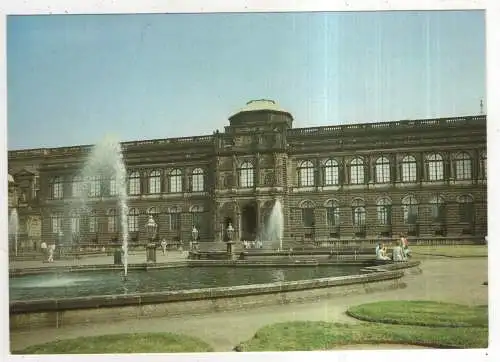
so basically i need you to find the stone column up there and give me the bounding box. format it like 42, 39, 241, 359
273, 153, 280, 186
234, 202, 241, 241
419, 153, 425, 182
364, 157, 370, 184
473, 149, 480, 181
141, 169, 148, 194
214, 201, 222, 242
214, 156, 220, 190
255, 153, 260, 188
256, 200, 262, 237
232, 155, 238, 188
444, 152, 451, 182
344, 157, 349, 184
316, 158, 322, 189
391, 154, 398, 184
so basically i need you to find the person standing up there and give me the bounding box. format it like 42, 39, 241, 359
40, 241, 48, 262
392, 240, 406, 262
47, 243, 56, 263
401, 234, 411, 258
161, 239, 167, 255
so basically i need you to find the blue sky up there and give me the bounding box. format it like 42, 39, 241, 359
7, 11, 485, 150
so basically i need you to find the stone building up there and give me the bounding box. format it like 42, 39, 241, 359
7, 99, 487, 248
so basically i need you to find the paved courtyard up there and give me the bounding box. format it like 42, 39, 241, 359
9, 257, 488, 352
9, 250, 187, 270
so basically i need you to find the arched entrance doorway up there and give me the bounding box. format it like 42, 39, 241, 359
223, 216, 233, 241
241, 202, 258, 241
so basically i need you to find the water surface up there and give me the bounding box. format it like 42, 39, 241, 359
9, 265, 362, 301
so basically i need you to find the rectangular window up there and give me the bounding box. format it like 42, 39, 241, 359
459, 203, 475, 223
108, 216, 117, 233
51, 213, 63, 233
428, 162, 444, 181
170, 213, 181, 231
301, 209, 315, 227
326, 207, 339, 226
350, 166, 364, 184
89, 214, 98, 233
109, 177, 117, 196
129, 178, 141, 195
401, 163, 417, 182
71, 216, 80, 234
128, 215, 139, 232
403, 206, 418, 224
431, 204, 446, 223
377, 206, 392, 225
300, 168, 314, 187
170, 176, 183, 193
53, 180, 63, 199
192, 212, 202, 228
324, 167, 339, 186
89, 176, 101, 197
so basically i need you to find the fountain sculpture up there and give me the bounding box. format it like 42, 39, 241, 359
260, 199, 284, 251
74, 136, 130, 277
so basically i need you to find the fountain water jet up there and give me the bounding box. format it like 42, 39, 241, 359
9, 208, 19, 256
261, 199, 284, 251
77, 136, 130, 277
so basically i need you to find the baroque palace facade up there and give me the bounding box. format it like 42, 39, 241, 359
8, 100, 487, 249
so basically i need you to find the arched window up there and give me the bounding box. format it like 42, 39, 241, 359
402, 195, 418, 224
51, 212, 63, 233
51, 176, 63, 200
128, 171, 141, 195
454, 152, 472, 180
375, 157, 391, 183
149, 170, 161, 194
325, 199, 340, 226
239, 161, 254, 188
324, 159, 339, 186
127, 208, 139, 232
88, 175, 101, 197
300, 200, 315, 227
351, 199, 366, 226
376, 197, 392, 225
190, 205, 204, 229
107, 209, 117, 233
169, 169, 183, 193
401, 155, 417, 183
298, 160, 315, 187
168, 206, 181, 230
89, 210, 98, 233
429, 195, 446, 223
192, 168, 204, 192
350, 158, 365, 185
457, 195, 474, 223
70, 210, 80, 234
109, 176, 117, 196
426, 154, 444, 181
71, 176, 83, 198
481, 151, 487, 179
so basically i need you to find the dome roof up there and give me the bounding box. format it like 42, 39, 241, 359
8, 174, 15, 184
230, 99, 291, 119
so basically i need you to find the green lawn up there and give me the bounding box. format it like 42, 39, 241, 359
237, 300, 488, 351
347, 301, 488, 327
236, 321, 488, 351
411, 245, 487, 257
13, 333, 214, 354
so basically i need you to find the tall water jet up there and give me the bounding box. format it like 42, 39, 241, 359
262, 199, 284, 251
78, 136, 129, 277
9, 208, 19, 256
